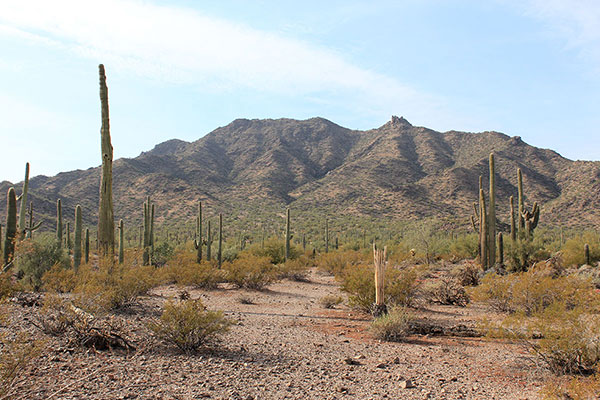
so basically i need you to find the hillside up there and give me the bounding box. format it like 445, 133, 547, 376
1, 116, 599, 237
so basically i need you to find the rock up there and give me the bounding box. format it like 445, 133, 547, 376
375, 363, 387, 369
399, 379, 415, 389
343, 357, 361, 365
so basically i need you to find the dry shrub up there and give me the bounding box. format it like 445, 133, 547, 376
451, 262, 481, 286
42, 263, 76, 293
320, 295, 343, 309
424, 277, 470, 307
370, 306, 415, 342
340, 264, 420, 312
148, 299, 231, 354
33, 295, 134, 350
316, 250, 368, 276
157, 250, 223, 289
541, 372, 600, 399
249, 239, 300, 264
223, 253, 278, 290
278, 255, 314, 281
471, 264, 597, 315
74, 253, 158, 313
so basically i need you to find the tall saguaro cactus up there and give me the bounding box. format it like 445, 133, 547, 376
510, 196, 516, 241
488, 153, 496, 266
479, 189, 488, 269
74, 205, 82, 271
3, 188, 17, 267
18, 162, 29, 236
285, 208, 291, 261
517, 168, 525, 231
98, 64, 115, 256
142, 196, 154, 265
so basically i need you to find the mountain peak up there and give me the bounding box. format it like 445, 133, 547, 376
382, 115, 412, 129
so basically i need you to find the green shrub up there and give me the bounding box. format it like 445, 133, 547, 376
562, 232, 600, 266
157, 250, 223, 289
448, 234, 479, 260
316, 250, 367, 276
471, 265, 598, 315
249, 238, 299, 264
42, 263, 76, 293
152, 241, 174, 267
223, 253, 278, 290
148, 299, 231, 353
370, 306, 415, 342
14, 237, 70, 290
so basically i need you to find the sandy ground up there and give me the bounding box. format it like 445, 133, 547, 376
7, 268, 549, 400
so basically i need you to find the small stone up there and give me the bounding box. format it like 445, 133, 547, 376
392, 357, 400, 364
343, 357, 361, 365
375, 363, 387, 369
336, 386, 349, 393
400, 379, 415, 389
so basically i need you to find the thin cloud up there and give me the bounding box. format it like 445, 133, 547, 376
0, 0, 443, 121
512, 0, 600, 73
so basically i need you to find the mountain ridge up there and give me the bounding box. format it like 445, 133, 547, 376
1, 116, 599, 236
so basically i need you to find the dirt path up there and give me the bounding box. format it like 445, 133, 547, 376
12, 269, 548, 399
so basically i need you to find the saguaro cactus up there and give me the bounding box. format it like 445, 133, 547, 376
3, 188, 17, 267
488, 153, 496, 266
85, 228, 90, 264
142, 197, 154, 265
97, 64, 115, 256
193, 202, 203, 263
497, 232, 504, 265
206, 220, 212, 261
18, 162, 30, 236
25, 201, 42, 239
517, 168, 525, 231
325, 219, 329, 253
479, 189, 488, 269
218, 213, 223, 268
57, 199, 63, 248
585, 243, 591, 266
372, 243, 387, 317
510, 196, 516, 242
285, 208, 291, 261
74, 205, 82, 271
118, 219, 124, 264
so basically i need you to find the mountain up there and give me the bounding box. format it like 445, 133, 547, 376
1, 116, 599, 238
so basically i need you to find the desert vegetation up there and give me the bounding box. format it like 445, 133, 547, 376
0, 65, 599, 399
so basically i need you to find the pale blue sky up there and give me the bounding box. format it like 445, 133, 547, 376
0, 0, 599, 182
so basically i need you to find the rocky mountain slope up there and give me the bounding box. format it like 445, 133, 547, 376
1, 116, 599, 235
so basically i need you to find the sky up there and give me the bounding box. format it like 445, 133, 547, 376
0, 0, 599, 182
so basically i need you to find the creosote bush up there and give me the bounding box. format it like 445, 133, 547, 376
316, 250, 368, 276
423, 277, 469, 307
156, 250, 223, 289
223, 252, 278, 290
249, 238, 299, 264
471, 264, 597, 315
370, 306, 415, 342
14, 237, 70, 291
148, 298, 231, 354
73, 251, 158, 313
